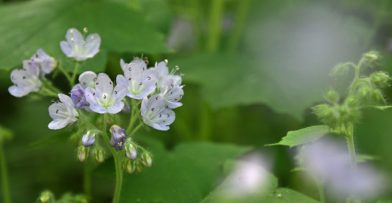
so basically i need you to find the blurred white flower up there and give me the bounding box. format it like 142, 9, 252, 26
84, 73, 126, 114
8, 61, 42, 97
219, 154, 273, 197
141, 95, 175, 131
117, 58, 156, 100
48, 94, 78, 130
60, 28, 101, 61
28, 49, 57, 75
298, 138, 387, 200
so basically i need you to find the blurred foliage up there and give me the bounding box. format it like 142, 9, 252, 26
1, 0, 392, 202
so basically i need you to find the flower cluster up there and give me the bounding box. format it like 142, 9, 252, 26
8, 27, 184, 174
8, 49, 56, 97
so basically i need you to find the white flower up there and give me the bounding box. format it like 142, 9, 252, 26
28, 49, 56, 74
60, 28, 101, 61
79, 71, 97, 88
82, 131, 96, 147
151, 60, 184, 108
84, 73, 126, 114
159, 75, 184, 108
8, 62, 42, 97
48, 94, 79, 130
117, 58, 156, 100
141, 95, 175, 131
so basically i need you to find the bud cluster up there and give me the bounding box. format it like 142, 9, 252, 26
313, 51, 390, 135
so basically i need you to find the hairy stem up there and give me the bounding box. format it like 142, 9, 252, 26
207, 0, 224, 52
0, 143, 11, 203
126, 100, 139, 135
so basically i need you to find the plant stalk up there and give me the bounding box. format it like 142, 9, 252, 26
0, 143, 11, 203
70, 62, 80, 86
207, 0, 224, 52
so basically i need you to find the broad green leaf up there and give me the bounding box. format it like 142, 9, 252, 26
268, 125, 329, 147
0, 0, 167, 71
202, 188, 319, 203
120, 138, 251, 203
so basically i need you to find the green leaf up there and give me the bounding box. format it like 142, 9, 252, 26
120, 138, 251, 203
202, 188, 319, 203
0, 125, 13, 143
0, 0, 167, 71
268, 125, 329, 147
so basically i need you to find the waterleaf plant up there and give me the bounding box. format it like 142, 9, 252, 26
270, 51, 391, 203
7, 28, 184, 203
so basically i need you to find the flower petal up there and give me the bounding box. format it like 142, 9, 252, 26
84, 33, 101, 58
79, 71, 97, 88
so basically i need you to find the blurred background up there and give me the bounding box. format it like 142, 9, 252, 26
1, 0, 392, 202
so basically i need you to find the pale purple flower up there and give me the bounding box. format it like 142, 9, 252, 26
8, 61, 42, 97
70, 71, 97, 108
110, 125, 126, 150
141, 95, 175, 131
70, 84, 89, 108
84, 73, 126, 114
28, 49, 56, 75
48, 94, 78, 130
117, 58, 156, 100
82, 131, 96, 147
60, 28, 101, 61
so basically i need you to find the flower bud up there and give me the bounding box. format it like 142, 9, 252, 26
125, 139, 138, 160
324, 89, 339, 103
81, 131, 95, 147
126, 160, 135, 174
110, 125, 126, 150
77, 146, 87, 162
363, 51, 379, 63
141, 152, 152, 167
330, 63, 351, 77
370, 71, 390, 88
94, 148, 105, 163
38, 190, 54, 203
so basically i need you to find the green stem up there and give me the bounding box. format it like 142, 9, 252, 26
126, 100, 139, 135
316, 181, 326, 203
0, 143, 11, 203
112, 151, 123, 203
129, 123, 143, 137
83, 163, 92, 200
70, 62, 80, 86
228, 0, 251, 50
345, 123, 357, 163
102, 114, 123, 203
206, 0, 224, 52
58, 61, 73, 85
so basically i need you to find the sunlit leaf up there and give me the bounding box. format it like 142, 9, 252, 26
268, 125, 329, 147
